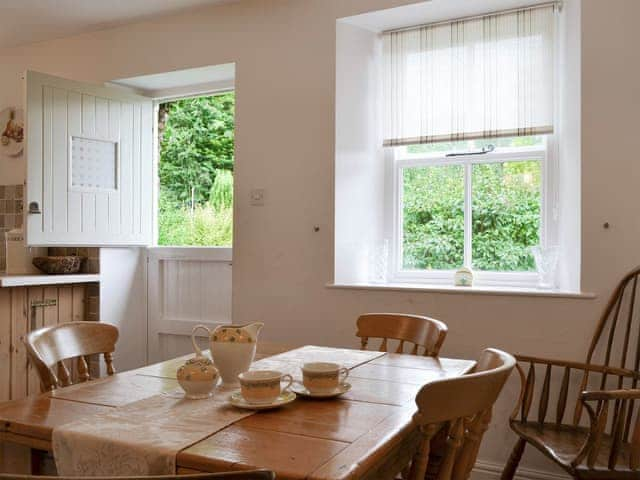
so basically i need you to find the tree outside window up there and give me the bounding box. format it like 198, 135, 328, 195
157, 93, 235, 246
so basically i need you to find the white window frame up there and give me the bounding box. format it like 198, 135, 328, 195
389, 136, 559, 288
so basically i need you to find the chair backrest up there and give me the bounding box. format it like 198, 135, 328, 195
409, 348, 515, 480
0, 472, 275, 480
585, 265, 640, 374
572, 266, 640, 426
24, 321, 119, 392
356, 313, 448, 356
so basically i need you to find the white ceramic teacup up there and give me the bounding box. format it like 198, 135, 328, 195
301, 362, 349, 393
238, 370, 293, 404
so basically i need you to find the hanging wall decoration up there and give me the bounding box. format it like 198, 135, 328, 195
0, 108, 24, 157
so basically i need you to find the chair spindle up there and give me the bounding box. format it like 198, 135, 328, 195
77, 355, 90, 382
556, 367, 570, 425
586, 401, 609, 468
630, 411, 640, 469
609, 399, 627, 469
538, 364, 552, 424
436, 419, 465, 480
521, 363, 535, 422
104, 352, 115, 376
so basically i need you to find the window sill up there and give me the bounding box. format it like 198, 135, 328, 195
326, 282, 595, 299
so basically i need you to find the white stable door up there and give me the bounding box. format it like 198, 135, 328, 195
147, 247, 233, 363
25, 70, 153, 246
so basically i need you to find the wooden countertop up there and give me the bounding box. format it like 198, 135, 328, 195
0, 273, 100, 287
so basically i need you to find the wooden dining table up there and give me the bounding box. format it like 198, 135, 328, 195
0, 345, 475, 480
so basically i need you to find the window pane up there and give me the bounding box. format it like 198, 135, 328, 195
402, 165, 464, 270
472, 160, 541, 272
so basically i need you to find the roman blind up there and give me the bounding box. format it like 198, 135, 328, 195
383, 4, 557, 147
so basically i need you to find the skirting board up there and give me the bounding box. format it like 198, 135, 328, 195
472, 460, 571, 480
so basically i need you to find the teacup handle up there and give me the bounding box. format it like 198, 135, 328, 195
281, 374, 294, 392
191, 325, 211, 357
339, 367, 349, 384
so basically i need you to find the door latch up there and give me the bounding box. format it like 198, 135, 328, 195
28, 201, 41, 214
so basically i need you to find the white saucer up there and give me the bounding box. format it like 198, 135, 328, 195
291, 383, 351, 398
230, 390, 296, 410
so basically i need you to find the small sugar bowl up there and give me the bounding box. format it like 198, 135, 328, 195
177, 354, 219, 399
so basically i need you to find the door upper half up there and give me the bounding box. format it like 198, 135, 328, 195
25, 70, 153, 246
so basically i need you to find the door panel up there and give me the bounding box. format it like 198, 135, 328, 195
147, 247, 232, 363
26, 70, 153, 246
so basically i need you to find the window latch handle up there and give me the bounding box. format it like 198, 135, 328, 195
445, 144, 495, 157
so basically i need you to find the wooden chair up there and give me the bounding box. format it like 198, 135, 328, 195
23, 321, 119, 392
0, 472, 275, 480
356, 313, 448, 356
408, 348, 515, 480
502, 266, 640, 479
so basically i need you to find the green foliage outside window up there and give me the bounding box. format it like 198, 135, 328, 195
471, 161, 541, 271
402, 159, 541, 272
158, 94, 235, 246
403, 165, 464, 270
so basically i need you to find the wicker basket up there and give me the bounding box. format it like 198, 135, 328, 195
32, 256, 85, 274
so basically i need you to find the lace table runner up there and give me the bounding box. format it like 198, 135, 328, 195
52, 389, 252, 476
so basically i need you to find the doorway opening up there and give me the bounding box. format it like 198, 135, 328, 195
111, 63, 236, 363
157, 92, 235, 246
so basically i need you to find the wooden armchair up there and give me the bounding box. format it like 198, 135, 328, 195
409, 348, 515, 480
502, 266, 640, 479
356, 313, 448, 356
24, 321, 119, 392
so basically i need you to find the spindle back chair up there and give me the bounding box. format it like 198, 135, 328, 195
24, 321, 119, 392
409, 348, 515, 480
356, 313, 448, 356
503, 266, 640, 479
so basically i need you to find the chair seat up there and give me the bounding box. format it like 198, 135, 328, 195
511, 421, 634, 477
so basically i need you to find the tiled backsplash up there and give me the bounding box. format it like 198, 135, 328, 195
0, 184, 99, 274
0, 184, 24, 271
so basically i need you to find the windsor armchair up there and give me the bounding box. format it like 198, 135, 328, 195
356, 313, 448, 356
409, 348, 515, 480
502, 266, 640, 479
24, 321, 119, 392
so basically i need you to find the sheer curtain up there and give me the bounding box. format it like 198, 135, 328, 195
383, 4, 557, 147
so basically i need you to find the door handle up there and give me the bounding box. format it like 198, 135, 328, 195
28, 201, 41, 214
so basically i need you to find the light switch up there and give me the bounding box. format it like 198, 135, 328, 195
250, 188, 265, 206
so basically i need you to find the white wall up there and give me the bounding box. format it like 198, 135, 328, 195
335, 21, 385, 283
99, 248, 148, 370
556, 0, 582, 292
0, 0, 638, 476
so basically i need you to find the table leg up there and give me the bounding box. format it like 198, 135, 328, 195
0, 441, 31, 473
